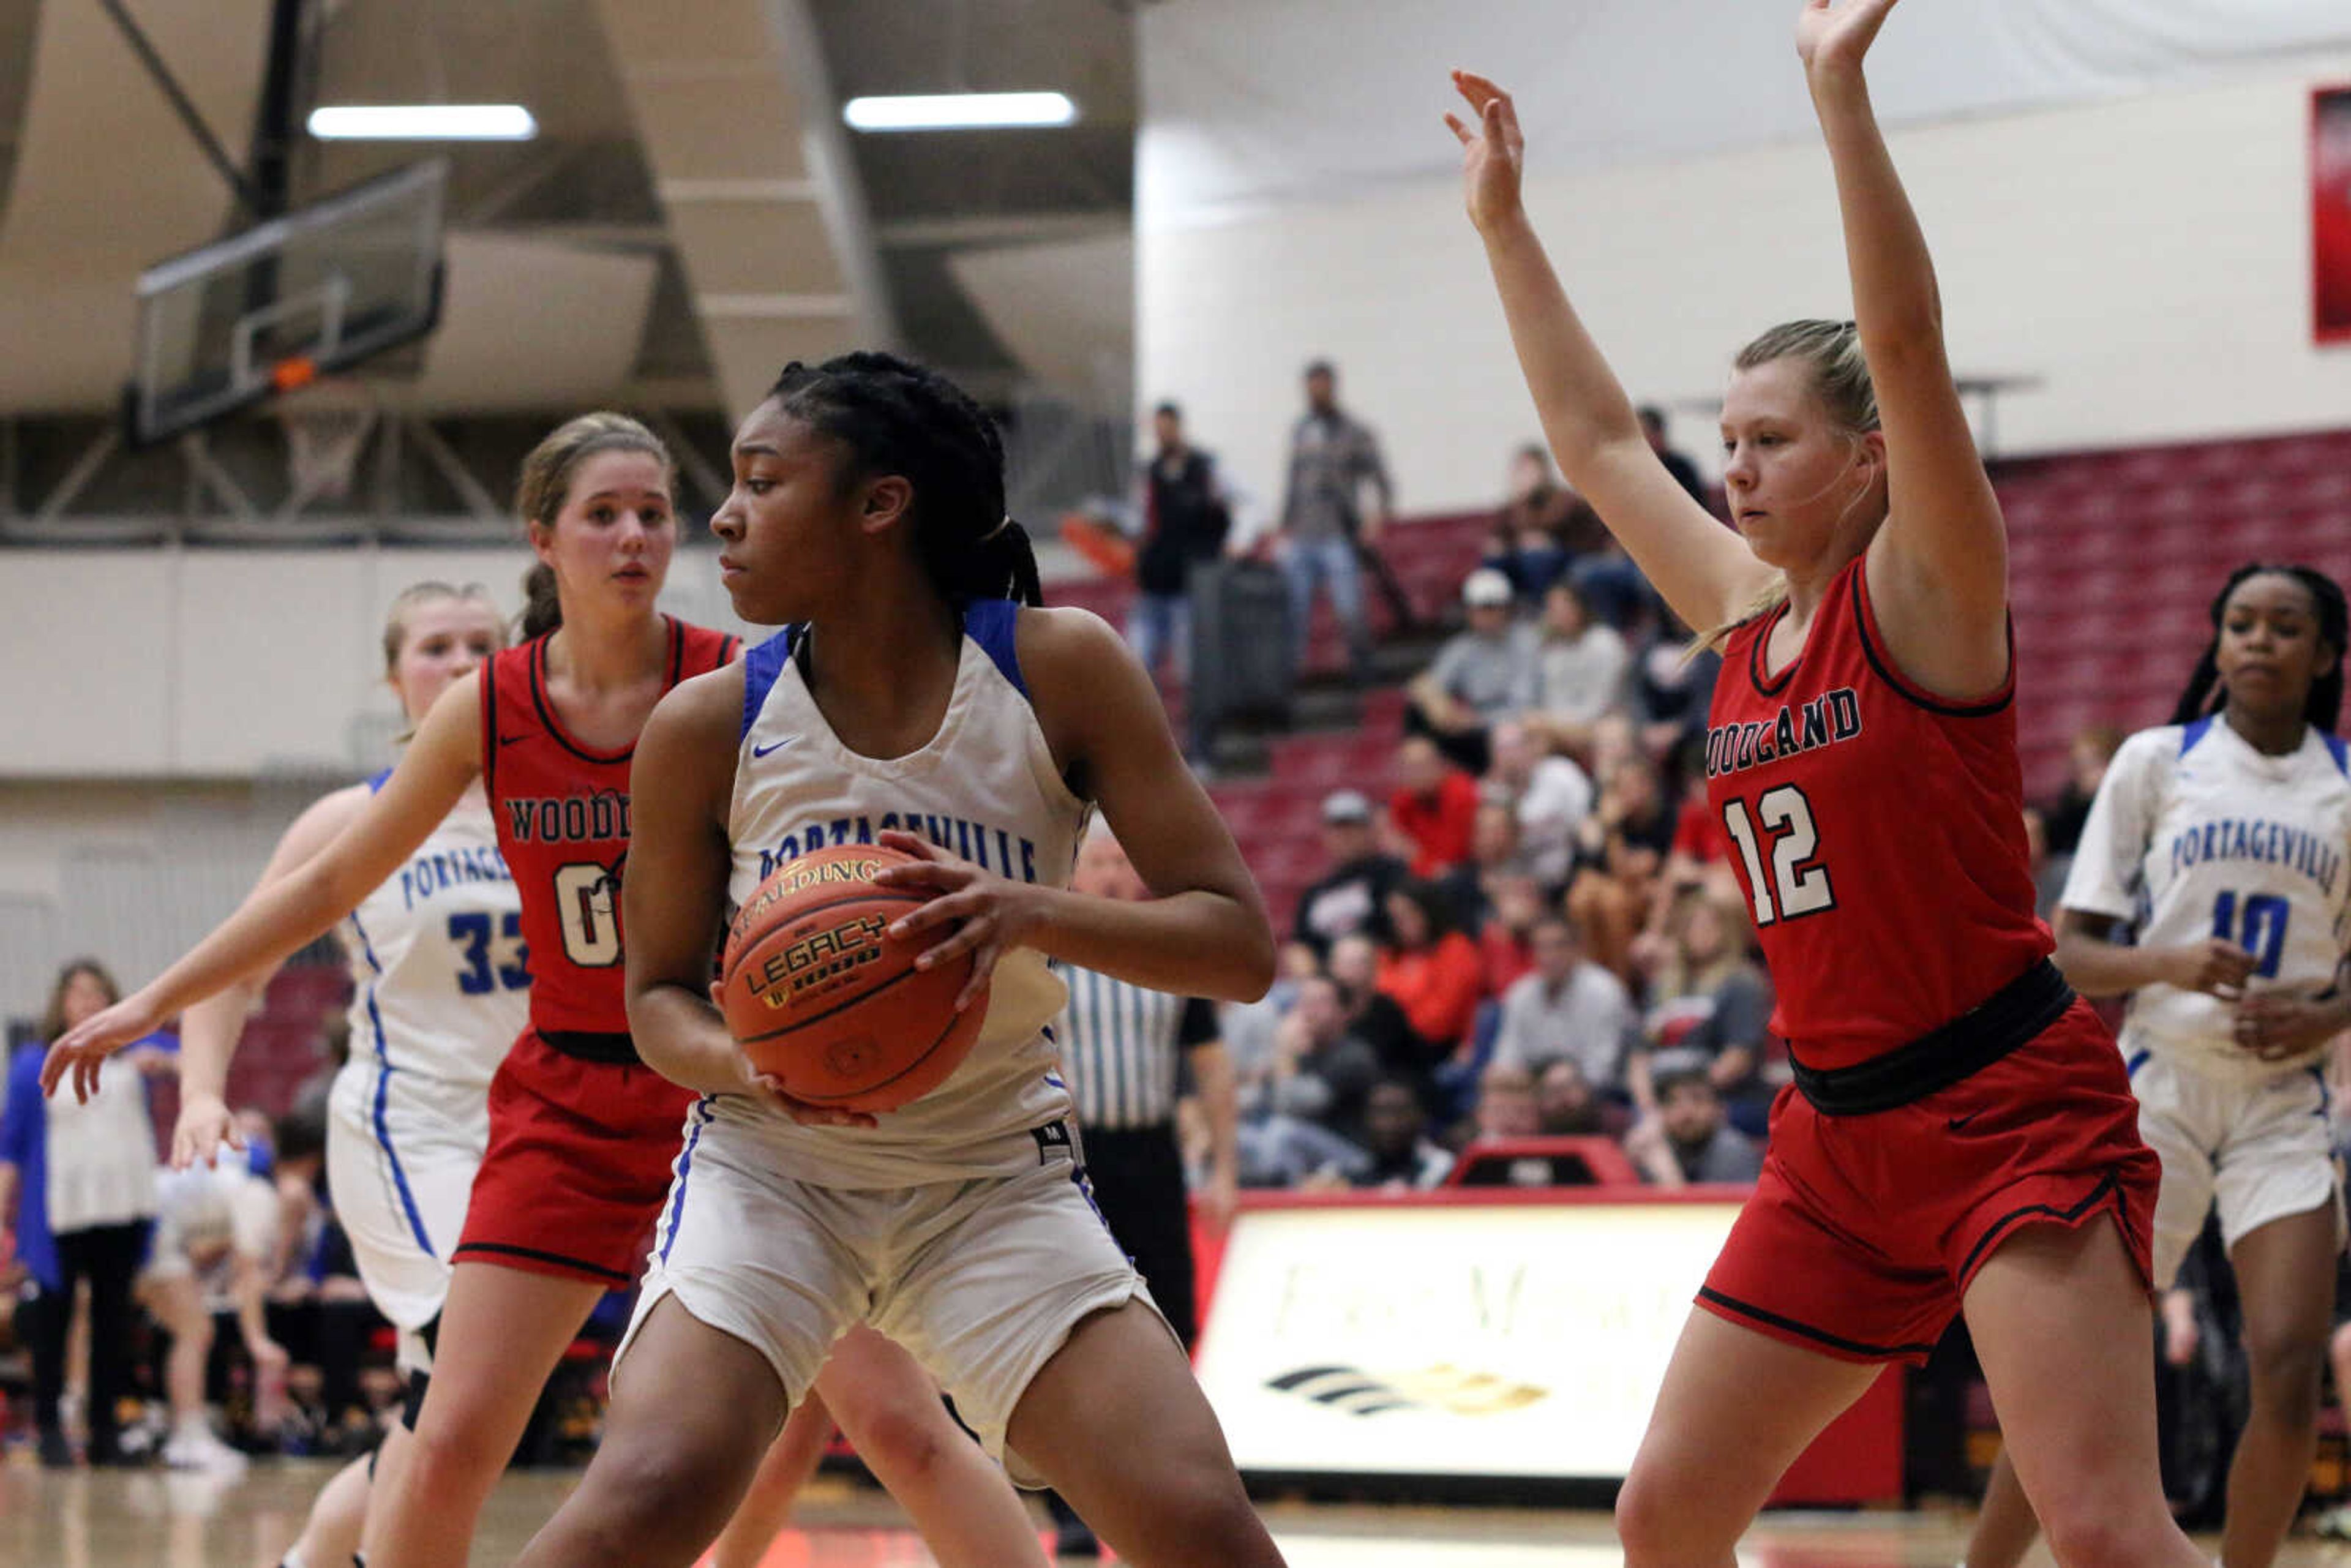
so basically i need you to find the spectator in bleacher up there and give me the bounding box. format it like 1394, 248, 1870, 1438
1624, 613, 1722, 777
1638, 405, 1706, 503
1439, 804, 1551, 940
1471, 1060, 1541, 1142
1388, 736, 1484, 877
1623, 1068, 1763, 1188
1238, 976, 1379, 1186
1439, 802, 1537, 932
1485, 719, 1595, 888
1490, 914, 1639, 1093
1, 960, 172, 1468
2041, 721, 2123, 858
1279, 359, 1393, 685
1471, 872, 1545, 997
1125, 400, 1238, 686
1327, 933, 1439, 1094
1404, 568, 1536, 775
1536, 1058, 1610, 1137
1375, 880, 1488, 1054
1564, 752, 1678, 978
1294, 789, 1411, 958
1627, 890, 1775, 1133
1346, 1079, 1455, 1191
1483, 445, 1607, 605
1218, 939, 1321, 1095
1518, 579, 1632, 765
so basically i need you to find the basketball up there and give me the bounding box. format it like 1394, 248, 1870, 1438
718, 844, 988, 1112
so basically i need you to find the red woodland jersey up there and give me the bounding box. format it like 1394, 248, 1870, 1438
479, 618, 739, 1035
1705, 557, 2049, 1071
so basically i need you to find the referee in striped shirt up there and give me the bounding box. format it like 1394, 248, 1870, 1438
1061, 825, 1240, 1348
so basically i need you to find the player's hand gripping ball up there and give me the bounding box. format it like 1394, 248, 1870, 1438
719, 845, 988, 1113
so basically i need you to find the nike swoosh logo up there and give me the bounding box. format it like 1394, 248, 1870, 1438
751, 735, 801, 759
1946, 1111, 1984, 1132
497, 733, 528, 747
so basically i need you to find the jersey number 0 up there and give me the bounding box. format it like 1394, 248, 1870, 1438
1724, 786, 1835, 926
553, 862, 623, 967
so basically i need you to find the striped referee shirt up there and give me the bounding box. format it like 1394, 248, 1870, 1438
1059, 966, 1220, 1131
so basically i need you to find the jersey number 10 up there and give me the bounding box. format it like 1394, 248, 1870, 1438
2210, 890, 2289, 980
1723, 786, 1835, 926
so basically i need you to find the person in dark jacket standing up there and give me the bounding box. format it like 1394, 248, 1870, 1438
1127, 402, 1236, 685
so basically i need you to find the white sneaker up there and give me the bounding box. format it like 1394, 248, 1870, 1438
161, 1427, 249, 1475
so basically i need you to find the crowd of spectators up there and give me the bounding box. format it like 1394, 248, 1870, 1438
1196, 421, 1783, 1194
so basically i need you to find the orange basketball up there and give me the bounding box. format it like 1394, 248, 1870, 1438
719, 844, 988, 1113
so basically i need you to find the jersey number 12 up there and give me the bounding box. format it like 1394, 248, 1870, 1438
1724, 786, 1835, 926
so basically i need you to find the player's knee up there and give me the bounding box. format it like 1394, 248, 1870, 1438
837, 1392, 949, 1480
402, 1395, 510, 1484
2243, 1324, 2327, 1416
2037, 1495, 2160, 1568
1614, 1464, 1705, 1565
596, 1429, 719, 1513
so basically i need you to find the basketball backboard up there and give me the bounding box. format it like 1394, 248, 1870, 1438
126, 159, 446, 445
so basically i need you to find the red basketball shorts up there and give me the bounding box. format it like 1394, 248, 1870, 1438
1698, 1000, 2159, 1364
452, 1030, 701, 1288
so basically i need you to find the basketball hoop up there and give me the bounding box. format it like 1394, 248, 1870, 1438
277, 380, 377, 513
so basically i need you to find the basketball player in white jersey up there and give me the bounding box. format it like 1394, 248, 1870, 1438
172, 582, 516, 1568
509, 351, 1285, 1568
1967, 563, 2351, 1568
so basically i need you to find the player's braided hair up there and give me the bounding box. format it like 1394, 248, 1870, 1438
2170, 562, 2347, 733
766, 352, 1043, 609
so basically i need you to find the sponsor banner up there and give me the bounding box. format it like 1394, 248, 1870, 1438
1195, 1198, 1741, 1480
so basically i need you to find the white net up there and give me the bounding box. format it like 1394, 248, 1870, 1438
278, 381, 377, 512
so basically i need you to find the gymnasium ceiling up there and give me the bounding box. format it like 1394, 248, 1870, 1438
0, 0, 1139, 419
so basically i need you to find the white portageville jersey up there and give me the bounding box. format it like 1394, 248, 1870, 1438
719, 602, 1090, 1188
332, 779, 529, 1122
2064, 715, 2351, 1078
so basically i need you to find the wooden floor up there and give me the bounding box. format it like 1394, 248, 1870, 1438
3, 1460, 2345, 1566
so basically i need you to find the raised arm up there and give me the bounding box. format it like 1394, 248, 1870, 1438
45, 679, 483, 1101
1799, 0, 2009, 696
172, 784, 372, 1168
1449, 72, 1773, 634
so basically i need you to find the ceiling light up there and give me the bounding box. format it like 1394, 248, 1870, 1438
842, 92, 1078, 132
307, 105, 539, 141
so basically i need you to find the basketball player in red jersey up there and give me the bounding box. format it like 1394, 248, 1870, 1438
45, 414, 1048, 1568
1451, 4, 2200, 1564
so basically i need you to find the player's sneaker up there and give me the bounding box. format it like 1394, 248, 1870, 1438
161, 1427, 249, 1476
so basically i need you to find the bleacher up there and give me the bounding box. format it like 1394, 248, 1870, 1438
2006, 427, 2351, 794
